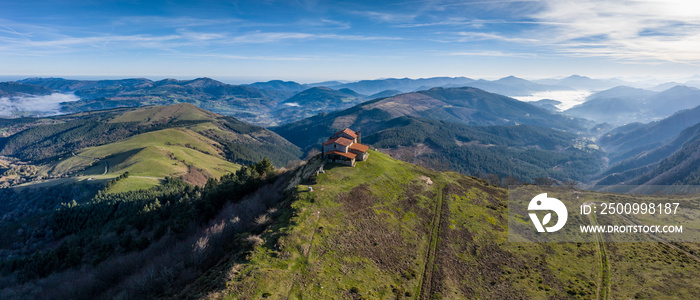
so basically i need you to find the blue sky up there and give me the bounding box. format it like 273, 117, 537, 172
2, 0, 700, 83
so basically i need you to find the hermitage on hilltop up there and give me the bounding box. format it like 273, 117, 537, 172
322, 128, 369, 167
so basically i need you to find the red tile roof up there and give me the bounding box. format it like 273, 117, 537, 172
322, 136, 353, 147
348, 143, 369, 152
333, 128, 358, 139
324, 150, 357, 159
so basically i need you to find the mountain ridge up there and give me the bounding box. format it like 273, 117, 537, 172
273, 86, 589, 155
565, 85, 700, 124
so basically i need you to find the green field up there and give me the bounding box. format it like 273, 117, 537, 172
52, 128, 240, 182
104, 176, 164, 194
108, 103, 216, 124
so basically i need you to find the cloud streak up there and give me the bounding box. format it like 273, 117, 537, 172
453, 31, 538, 43
361, 0, 700, 65
530, 0, 700, 64
184, 53, 317, 61
0, 15, 402, 57
446, 51, 537, 58
1, 1, 699, 78
228, 32, 402, 44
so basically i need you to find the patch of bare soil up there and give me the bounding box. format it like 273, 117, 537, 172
418, 175, 433, 185
181, 165, 208, 186
398, 183, 434, 235
336, 184, 377, 212
380, 144, 435, 162
331, 184, 418, 274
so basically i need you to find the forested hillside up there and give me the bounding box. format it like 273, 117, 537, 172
597, 122, 700, 187
0, 82, 52, 96
0, 158, 286, 299
362, 117, 602, 183
274, 87, 598, 183
274, 86, 589, 153
598, 104, 700, 163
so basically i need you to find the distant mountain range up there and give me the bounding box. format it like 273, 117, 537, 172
6, 75, 700, 186
0, 82, 52, 97
535, 75, 627, 91
564, 85, 700, 125
20, 77, 286, 124
326, 75, 573, 96
2, 75, 585, 125
368, 89, 402, 99
246, 79, 306, 93
274, 87, 366, 123
9, 75, 699, 127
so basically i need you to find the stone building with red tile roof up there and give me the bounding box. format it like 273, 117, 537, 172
322, 128, 369, 167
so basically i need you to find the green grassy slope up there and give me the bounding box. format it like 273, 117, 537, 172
209, 151, 700, 299
108, 102, 218, 124
53, 128, 240, 180
0, 103, 301, 191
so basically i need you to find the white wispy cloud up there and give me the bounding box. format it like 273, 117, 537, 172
394, 18, 488, 28
112, 16, 242, 28
228, 32, 402, 44
377, 0, 700, 65
446, 51, 537, 58
0, 34, 184, 55
0, 15, 401, 57
454, 31, 538, 43
425, 1, 700, 64
530, 0, 700, 64
176, 29, 226, 41
296, 18, 352, 30
229, 32, 313, 43
359, 11, 417, 23
183, 53, 317, 61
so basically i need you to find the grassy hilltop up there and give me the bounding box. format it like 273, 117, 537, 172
197, 151, 700, 300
